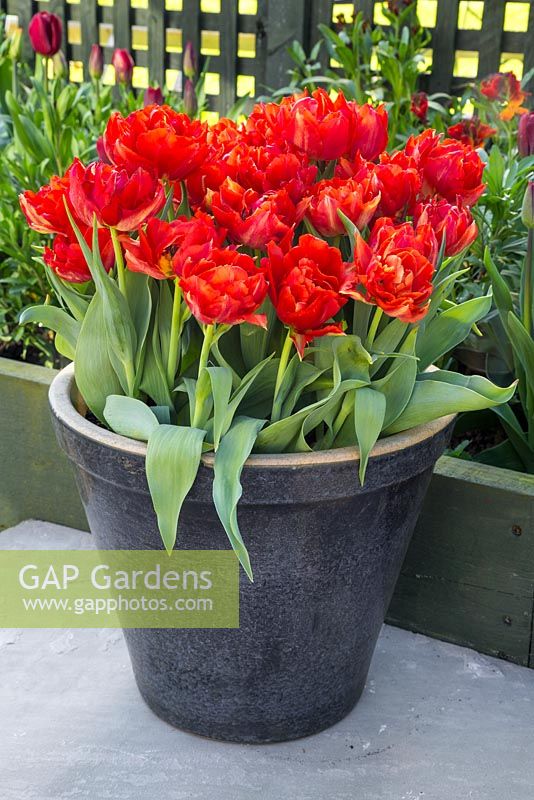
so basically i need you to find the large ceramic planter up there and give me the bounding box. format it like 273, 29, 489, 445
49, 363, 453, 743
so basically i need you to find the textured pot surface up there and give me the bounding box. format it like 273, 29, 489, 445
50, 364, 453, 743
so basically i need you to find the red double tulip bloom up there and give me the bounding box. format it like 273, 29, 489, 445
44, 227, 114, 283
447, 118, 496, 148
101, 105, 208, 181
122, 213, 224, 279
372, 151, 422, 218
28, 11, 62, 57
211, 178, 306, 250
414, 198, 478, 258
350, 103, 389, 161
350, 226, 435, 324
179, 248, 268, 328
223, 143, 317, 203
368, 217, 438, 266
68, 159, 165, 231
19, 173, 74, 236
264, 234, 353, 356
280, 89, 388, 162
417, 137, 485, 207
306, 177, 380, 237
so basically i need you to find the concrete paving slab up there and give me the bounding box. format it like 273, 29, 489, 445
1, 520, 533, 800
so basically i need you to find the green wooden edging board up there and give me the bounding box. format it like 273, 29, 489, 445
388, 457, 534, 668
0, 357, 88, 532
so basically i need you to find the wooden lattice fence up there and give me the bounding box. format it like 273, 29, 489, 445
1, 0, 533, 117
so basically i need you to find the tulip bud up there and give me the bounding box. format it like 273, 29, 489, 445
183, 41, 197, 80
522, 181, 534, 229
7, 27, 22, 61
51, 50, 67, 80
88, 44, 104, 80
144, 85, 164, 107
28, 11, 62, 57
183, 78, 198, 118
112, 48, 134, 85
518, 112, 534, 158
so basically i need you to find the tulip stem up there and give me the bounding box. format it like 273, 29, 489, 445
271, 329, 294, 422
192, 324, 215, 428
166, 280, 182, 389
522, 229, 534, 337
110, 227, 127, 296
366, 307, 383, 349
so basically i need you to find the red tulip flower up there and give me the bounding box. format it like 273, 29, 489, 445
101, 105, 208, 181
350, 103, 389, 161
447, 118, 496, 148
518, 111, 534, 157
122, 214, 224, 280
372, 151, 422, 218
223, 143, 317, 203
68, 159, 165, 231
179, 248, 268, 328
211, 178, 306, 250
411, 135, 486, 207
368, 217, 439, 266
414, 198, 478, 258
350, 227, 435, 324
44, 227, 115, 283
112, 49, 134, 84
264, 234, 353, 356
19, 172, 77, 236
306, 177, 380, 237
281, 89, 388, 162
411, 92, 428, 122
28, 11, 62, 57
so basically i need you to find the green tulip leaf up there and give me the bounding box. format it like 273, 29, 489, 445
372, 328, 418, 428
103, 395, 160, 441
146, 425, 207, 554
20, 304, 80, 360
354, 387, 387, 483
385, 370, 517, 435
213, 416, 266, 582
74, 293, 123, 422
417, 292, 493, 371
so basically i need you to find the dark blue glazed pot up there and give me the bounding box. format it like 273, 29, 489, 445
50, 364, 452, 743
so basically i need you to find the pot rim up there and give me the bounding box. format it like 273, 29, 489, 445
49, 363, 455, 469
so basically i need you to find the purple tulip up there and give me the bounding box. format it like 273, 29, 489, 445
112, 48, 134, 85
518, 111, 534, 158
89, 44, 104, 80
522, 180, 534, 229
183, 41, 197, 80
28, 11, 62, 57
143, 85, 164, 107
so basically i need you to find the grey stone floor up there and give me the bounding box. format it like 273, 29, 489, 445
1, 520, 533, 800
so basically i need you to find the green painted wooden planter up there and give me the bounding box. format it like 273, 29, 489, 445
0, 357, 88, 532
388, 457, 534, 668
2, 355, 533, 668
